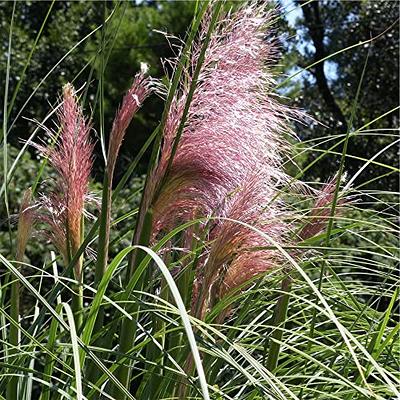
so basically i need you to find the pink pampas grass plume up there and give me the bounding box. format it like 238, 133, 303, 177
35, 83, 94, 277
150, 4, 295, 239
94, 72, 153, 282
299, 175, 349, 241
192, 174, 289, 319
107, 72, 153, 180
141, 4, 301, 320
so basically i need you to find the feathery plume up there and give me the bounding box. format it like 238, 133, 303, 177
144, 3, 349, 323
8, 189, 36, 400
107, 73, 153, 179
35, 83, 94, 277
192, 175, 288, 319
140, 4, 299, 318
151, 4, 292, 238
94, 72, 153, 284
299, 175, 349, 241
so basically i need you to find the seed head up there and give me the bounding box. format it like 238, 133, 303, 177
34, 84, 94, 273
107, 73, 153, 179
299, 176, 350, 241
151, 4, 293, 237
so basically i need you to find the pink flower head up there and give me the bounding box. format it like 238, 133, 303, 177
95, 72, 153, 276
299, 175, 349, 241
192, 174, 289, 318
107, 73, 153, 178
151, 4, 294, 238
140, 4, 304, 318
35, 84, 94, 272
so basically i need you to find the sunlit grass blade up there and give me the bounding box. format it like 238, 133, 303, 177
134, 245, 211, 400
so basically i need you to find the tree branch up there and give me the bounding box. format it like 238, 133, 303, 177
298, 0, 348, 133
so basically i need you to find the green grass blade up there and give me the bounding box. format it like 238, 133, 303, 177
62, 303, 83, 400
135, 245, 210, 400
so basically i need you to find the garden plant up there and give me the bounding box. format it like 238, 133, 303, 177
0, 1, 399, 399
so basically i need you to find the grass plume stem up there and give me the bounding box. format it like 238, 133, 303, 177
112, 3, 210, 396
266, 276, 292, 372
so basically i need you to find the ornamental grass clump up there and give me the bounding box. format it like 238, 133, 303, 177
128, 5, 353, 397
5, 2, 398, 400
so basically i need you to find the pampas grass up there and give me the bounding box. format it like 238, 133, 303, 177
0, 2, 398, 400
